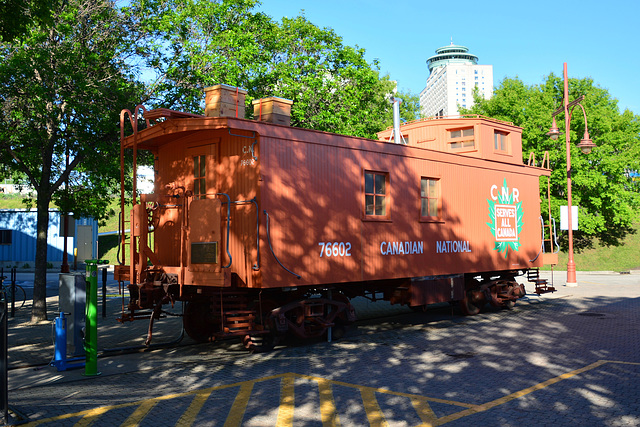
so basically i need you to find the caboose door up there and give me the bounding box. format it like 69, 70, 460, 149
184, 144, 227, 287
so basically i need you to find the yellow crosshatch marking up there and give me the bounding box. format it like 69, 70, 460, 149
18, 360, 640, 427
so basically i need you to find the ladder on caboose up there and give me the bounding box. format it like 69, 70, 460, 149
527, 268, 556, 295
527, 151, 557, 295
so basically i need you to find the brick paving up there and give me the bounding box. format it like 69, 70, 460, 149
3, 270, 640, 426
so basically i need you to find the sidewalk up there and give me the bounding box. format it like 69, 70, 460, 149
3, 270, 639, 425
6, 269, 637, 369
6, 294, 191, 368
5, 275, 415, 372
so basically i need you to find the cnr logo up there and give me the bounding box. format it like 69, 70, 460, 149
490, 184, 519, 202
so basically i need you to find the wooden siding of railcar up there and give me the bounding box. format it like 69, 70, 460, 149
150, 129, 259, 288
215, 129, 260, 288
256, 130, 544, 288
125, 117, 543, 291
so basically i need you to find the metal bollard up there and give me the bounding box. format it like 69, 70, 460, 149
1, 295, 8, 425
102, 266, 107, 318
51, 312, 85, 372
10, 267, 16, 318
54, 312, 68, 366
84, 260, 108, 376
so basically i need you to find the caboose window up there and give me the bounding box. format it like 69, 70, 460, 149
421, 178, 440, 219
494, 130, 509, 153
193, 155, 206, 199
364, 171, 388, 217
448, 127, 475, 151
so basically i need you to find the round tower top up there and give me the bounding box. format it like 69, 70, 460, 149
427, 43, 479, 72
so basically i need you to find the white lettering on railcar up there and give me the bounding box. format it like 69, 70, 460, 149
436, 240, 472, 253
490, 184, 519, 202
318, 242, 352, 257
380, 241, 424, 255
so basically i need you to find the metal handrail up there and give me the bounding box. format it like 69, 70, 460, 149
263, 210, 301, 279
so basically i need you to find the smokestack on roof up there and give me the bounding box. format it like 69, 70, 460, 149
204, 84, 247, 118
392, 97, 406, 144
252, 97, 293, 126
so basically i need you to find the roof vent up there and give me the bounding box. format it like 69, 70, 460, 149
391, 97, 406, 144
204, 84, 247, 118
252, 97, 293, 126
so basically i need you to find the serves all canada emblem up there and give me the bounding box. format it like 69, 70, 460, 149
486, 178, 523, 258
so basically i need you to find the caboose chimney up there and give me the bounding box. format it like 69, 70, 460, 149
204, 84, 247, 118
252, 97, 293, 126
392, 97, 406, 144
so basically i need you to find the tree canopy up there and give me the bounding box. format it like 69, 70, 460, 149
0, 0, 56, 42
0, 0, 143, 320
129, 0, 398, 138
1, 0, 405, 320
462, 75, 640, 250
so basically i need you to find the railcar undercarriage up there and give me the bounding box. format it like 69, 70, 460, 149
460, 273, 527, 316
118, 275, 359, 351
116, 269, 532, 352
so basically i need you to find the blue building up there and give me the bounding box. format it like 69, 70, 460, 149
0, 209, 98, 268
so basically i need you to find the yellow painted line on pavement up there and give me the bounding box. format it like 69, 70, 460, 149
317, 377, 341, 427
21, 361, 640, 427
295, 373, 475, 409
435, 360, 610, 425
176, 390, 213, 426
223, 382, 254, 427
276, 373, 295, 427
73, 406, 112, 426
121, 400, 157, 426
601, 360, 640, 365
410, 396, 437, 426
360, 386, 389, 427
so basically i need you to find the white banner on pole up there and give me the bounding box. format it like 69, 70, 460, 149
560, 205, 578, 230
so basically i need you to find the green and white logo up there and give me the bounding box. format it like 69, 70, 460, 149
487, 179, 523, 258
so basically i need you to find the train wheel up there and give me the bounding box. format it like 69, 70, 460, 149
460, 289, 484, 316
244, 298, 280, 353
329, 318, 347, 341
183, 300, 219, 343
503, 299, 516, 310
243, 332, 278, 353
501, 283, 520, 310
328, 293, 353, 340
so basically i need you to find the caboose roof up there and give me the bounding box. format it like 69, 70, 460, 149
122, 111, 548, 174
122, 115, 376, 151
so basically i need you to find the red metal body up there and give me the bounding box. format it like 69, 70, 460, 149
116, 88, 553, 347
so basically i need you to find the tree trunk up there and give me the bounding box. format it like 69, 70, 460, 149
31, 192, 51, 322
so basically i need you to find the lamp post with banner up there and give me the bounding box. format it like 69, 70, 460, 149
546, 63, 596, 286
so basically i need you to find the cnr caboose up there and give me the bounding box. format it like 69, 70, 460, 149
116, 84, 556, 349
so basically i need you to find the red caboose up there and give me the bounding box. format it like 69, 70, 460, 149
116, 85, 555, 348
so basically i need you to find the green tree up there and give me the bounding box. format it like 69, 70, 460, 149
396, 90, 421, 123
0, 0, 142, 321
0, 0, 56, 42
256, 14, 395, 138
132, 0, 397, 139
463, 75, 640, 250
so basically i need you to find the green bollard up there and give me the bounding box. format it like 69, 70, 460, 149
84, 259, 108, 376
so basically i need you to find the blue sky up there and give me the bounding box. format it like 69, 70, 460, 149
257, 0, 640, 114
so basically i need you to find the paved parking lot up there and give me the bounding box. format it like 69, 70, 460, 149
5, 271, 640, 426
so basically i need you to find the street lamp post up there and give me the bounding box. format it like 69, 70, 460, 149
546, 62, 596, 287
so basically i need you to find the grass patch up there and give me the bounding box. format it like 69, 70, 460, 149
98, 198, 132, 265
98, 233, 127, 265
101, 198, 130, 233
542, 222, 640, 272
0, 193, 40, 209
